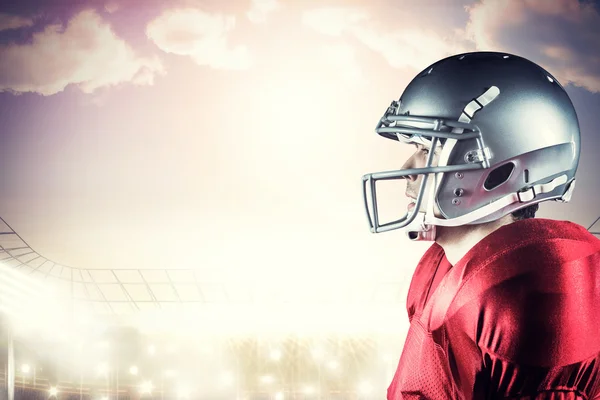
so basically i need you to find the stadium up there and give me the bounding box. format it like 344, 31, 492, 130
3, 215, 598, 400
0, 216, 414, 400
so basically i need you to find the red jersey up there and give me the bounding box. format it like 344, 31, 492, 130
388, 218, 600, 399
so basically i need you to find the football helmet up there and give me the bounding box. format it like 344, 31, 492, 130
362, 52, 580, 241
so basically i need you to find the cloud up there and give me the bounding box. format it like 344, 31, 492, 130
0, 13, 34, 32
351, 26, 468, 71
464, 0, 600, 92
302, 7, 368, 36
319, 42, 362, 82
104, 1, 120, 14
0, 9, 164, 96
146, 8, 251, 70
247, 0, 280, 24
302, 6, 471, 71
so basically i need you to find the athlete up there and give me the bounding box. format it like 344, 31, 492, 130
362, 52, 600, 399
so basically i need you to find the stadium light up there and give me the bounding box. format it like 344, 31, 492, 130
178, 385, 191, 399
97, 363, 109, 375
260, 375, 274, 384
275, 392, 284, 400
359, 381, 372, 395
140, 380, 153, 395
311, 348, 323, 360
129, 366, 139, 375
166, 343, 177, 354
164, 369, 178, 378
270, 349, 282, 361
303, 386, 314, 395
221, 371, 234, 386
327, 360, 339, 370
21, 364, 30, 374
48, 387, 58, 397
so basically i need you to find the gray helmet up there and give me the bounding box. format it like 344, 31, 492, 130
362, 52, 580, 240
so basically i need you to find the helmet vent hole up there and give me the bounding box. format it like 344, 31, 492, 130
484, 162, 515, 190
524, 169, 529, 183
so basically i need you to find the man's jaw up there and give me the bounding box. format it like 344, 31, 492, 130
406, 194, 416, 211
404, 190, 417, 211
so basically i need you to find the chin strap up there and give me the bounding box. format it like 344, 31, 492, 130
405, 212, 437, 241
518, 175, 571, 202
407, 224, 437, 241
410, 174, 572, 237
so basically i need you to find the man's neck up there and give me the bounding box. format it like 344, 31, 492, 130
435, 215, 515, 266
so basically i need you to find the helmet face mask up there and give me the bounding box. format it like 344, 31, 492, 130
362, 103, 489, 236
362, 52, 580, 240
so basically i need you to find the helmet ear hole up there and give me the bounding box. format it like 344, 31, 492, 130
484, 162, 515, 190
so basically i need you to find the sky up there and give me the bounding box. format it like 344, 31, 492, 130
0, 0, 599, 305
